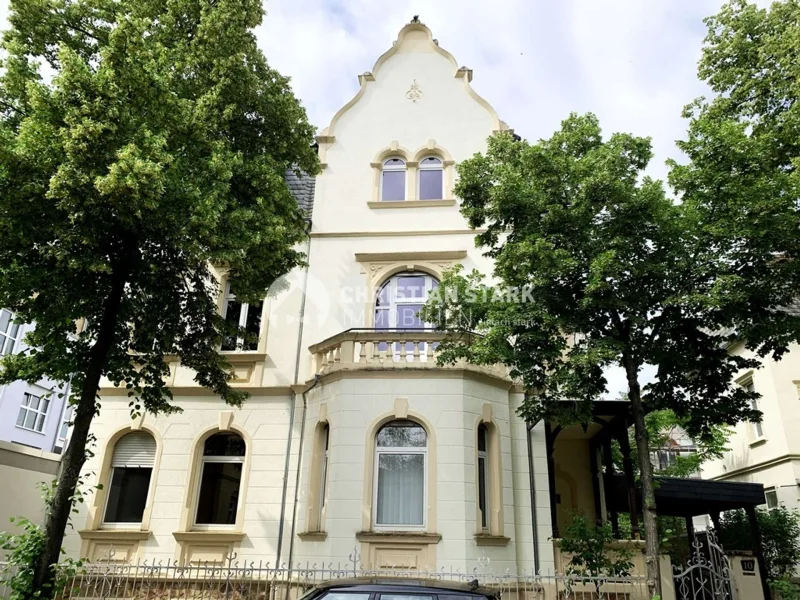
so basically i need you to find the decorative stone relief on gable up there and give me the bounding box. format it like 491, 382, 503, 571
406, 79, 423, 103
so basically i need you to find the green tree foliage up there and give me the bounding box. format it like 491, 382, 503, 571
717, 506, 800, 580
557, 513, 634, 598
421, 114, 772, 598
669, 0, 800, 355
0, 0, 318, 595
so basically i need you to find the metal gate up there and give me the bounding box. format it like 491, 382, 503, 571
673, 529, 734, 600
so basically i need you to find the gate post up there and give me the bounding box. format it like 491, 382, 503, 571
745, 505, 772, 600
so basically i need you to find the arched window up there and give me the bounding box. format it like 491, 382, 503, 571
374, 420, 427, 529
103, 432, 156, 525
318, 424, 330, 524
195, 432, 246, 526
375, 272, 438, 330
418, 156, 443, 200
477, 424, 489, 531
381, 157, 406, 201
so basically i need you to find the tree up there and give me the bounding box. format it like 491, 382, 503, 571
421, 114, 767, 599
669, 0, 800, 355
557, 513, 634, 598
0, 0, 318, 595
717, 506, 800, 595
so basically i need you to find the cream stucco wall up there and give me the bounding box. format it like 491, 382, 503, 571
701, 342, 800, 510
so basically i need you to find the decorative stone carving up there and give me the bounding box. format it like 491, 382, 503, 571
406, 79, 423, 103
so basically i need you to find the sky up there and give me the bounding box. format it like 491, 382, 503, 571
0, 0, 766, 397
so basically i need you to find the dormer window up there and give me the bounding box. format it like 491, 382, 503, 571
381, 158, 406, 201
418, 156, 443, 200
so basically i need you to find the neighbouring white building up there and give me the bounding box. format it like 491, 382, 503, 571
701, 342, 800, 511
63, 19, 555, 575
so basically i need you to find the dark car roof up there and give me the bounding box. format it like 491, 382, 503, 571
312, 578, 498, 598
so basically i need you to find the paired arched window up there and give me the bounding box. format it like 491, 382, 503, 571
418, 156, 443, 200
103, 432, 157, 525
195, 432, 246, 526
380, 155, 444, 202
381, 158, 406, 201
374, 420, 427, 529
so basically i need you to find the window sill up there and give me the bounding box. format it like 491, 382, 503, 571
173, 531, 246, 543
356, 531, 441, 544
218, 352, 267, 363
749, 438, 768, 448
474, 534, 510, 547
368, 200, 456, 209
298, 531, 328, 541
79, 529, 152, 541
15, 425, 46, 436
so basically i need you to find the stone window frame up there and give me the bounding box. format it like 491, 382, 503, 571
78, 422, 163, 562
101, 431, 158, 528
474, 404, 509, 546
737, 372, 766, 446
303, 418, 331, 535
361, 403, 438, 535
177, 423, 253, 535
368, 142, 456, 209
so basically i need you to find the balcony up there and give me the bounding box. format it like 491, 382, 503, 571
308, 329, 510, 381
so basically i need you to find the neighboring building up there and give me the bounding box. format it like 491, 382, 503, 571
0, 308, 72, 455
701, 342, 800, 510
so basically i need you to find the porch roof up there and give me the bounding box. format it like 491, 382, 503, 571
611, 475, 766, 517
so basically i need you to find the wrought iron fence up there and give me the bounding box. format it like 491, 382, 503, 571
0, 553, 651, 600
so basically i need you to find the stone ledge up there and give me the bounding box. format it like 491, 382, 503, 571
173, 531, 246, 543
298, 531, 328, 541
79, 530, 152, 541
474, 534, 510, 547
356, 531, 441, 544
367, 200, 456, 209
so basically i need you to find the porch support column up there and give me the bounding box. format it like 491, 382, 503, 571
745, 505, 772, 600
588, 440, 603, 526
544, 421, 559, 538
685, 514, 696, 549
602, 438, 620, 538
617, 423, 640, 539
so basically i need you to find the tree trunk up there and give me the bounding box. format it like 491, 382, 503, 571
623, 356, 662, 599
27, 272, 127, 600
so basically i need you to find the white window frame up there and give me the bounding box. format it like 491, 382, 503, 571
417, 156, 444, 201
765, 487, 778, 510
0, 309, 22, 356
477, 424, 490, 532
193, 449, 245, 530
318, 424, 330, 527
380, 157, 407, 202
744, 380, 765, 442
373, 423, 428, 531
16, 392, 49, 434
375, 273, 438, 360
221, 283, 263, 352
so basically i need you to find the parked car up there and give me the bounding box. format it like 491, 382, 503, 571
299, 580, 501, 600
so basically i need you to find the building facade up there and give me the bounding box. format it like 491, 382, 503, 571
701, 342, 800, 511
0, 309, 72, 455
63, 20, 555, 575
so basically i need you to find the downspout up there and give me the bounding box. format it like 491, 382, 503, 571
287, 374, 321, 572
527, 417, 541, 575
275, 219, 313, 568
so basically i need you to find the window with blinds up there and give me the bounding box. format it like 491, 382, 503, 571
103, 432, 156, 525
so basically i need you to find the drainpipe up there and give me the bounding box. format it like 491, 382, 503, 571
287, 374, 321, 572
527, 417, 541, 575
275, 219, 313, 568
